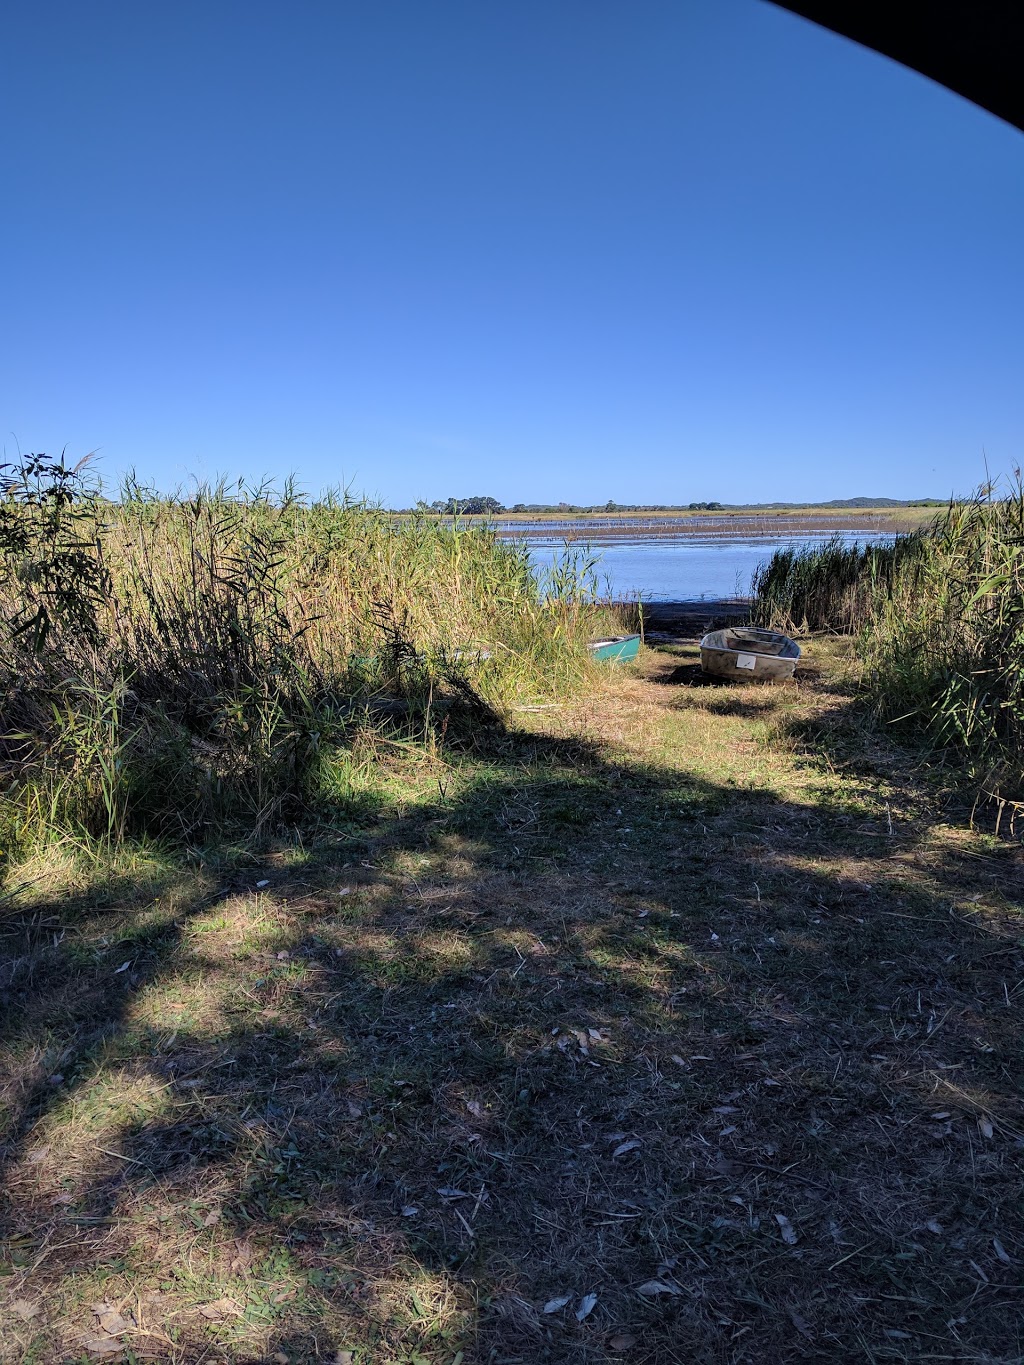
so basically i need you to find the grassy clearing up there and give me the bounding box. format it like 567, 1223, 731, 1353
2, 639, 1021, 1363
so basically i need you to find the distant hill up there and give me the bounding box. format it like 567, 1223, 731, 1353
723, 497, 944, 510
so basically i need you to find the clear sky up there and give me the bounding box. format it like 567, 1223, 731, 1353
3, 1, 1022, 507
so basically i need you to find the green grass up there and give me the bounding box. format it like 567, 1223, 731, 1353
1, 641, 1021, 1363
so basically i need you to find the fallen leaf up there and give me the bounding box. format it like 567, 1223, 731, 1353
80, 1334, 122, 1357
670, 1055, 688, 1068
884, 1329, 912, 1341
199, 1298, 236, 1319
925, 1218, 943, 1234
256, 879, 269, 887
979, 1115, 994, 1139
338, 886, 351, 896
97, 1309, 129, 1334
576, 1292, 598, 1321
436, 1186, 469, 1200
114, 961, 131, 974
712, 1105, 739, 1115
609, 1333, 638, 1350
774, 1213, 799, 1245
993, 1237, 1012, 1265
401, 1205, 420, 1217
930, 1111, 952, 1120
10, 1299, 40, 1321
543, 1295, 571, 1313
26, 1145, 50, 1164
465, 1099, 484, 1118
612, 1139, 642, 1158
636, 1280, 681, 1297
789, 1309, 813, 1339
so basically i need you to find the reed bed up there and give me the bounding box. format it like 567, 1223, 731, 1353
865, 485, 1024, 802
0, 456, 603, 850
751, 533, 922, 634
753, 483, 1024, 802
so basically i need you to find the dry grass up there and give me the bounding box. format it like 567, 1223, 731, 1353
1, 641, 1022, 1363
0, 461, 615, 850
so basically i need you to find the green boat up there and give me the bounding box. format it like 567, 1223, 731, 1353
588, 633, 641, 663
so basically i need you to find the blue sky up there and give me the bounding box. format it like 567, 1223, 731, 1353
3, 0, 1022, 506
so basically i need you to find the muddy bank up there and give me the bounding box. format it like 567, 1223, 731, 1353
634, 596, 751, 640
494, 511, 916, 538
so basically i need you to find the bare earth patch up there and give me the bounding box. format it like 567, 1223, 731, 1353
1, 642, 1021, 1363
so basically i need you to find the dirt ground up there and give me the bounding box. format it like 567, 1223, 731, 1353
1, 642, 1022, 1364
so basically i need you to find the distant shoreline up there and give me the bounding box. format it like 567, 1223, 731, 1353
408, 505, 934, 536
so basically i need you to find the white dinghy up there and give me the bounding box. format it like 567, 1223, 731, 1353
699, 626, 800, 682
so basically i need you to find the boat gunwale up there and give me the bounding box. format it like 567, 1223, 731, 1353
699, 627, 801, 661
588, 633, 641, 650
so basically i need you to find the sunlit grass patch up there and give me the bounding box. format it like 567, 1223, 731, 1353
8, 836, 185, 912
364, 1262, 475, 1352
336, 927, 479, 989
182, 892, 287, 958
14, 1064, 172, 1198
126, 971, 235, 1038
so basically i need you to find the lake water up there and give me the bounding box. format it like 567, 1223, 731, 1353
519, 529, 896, 601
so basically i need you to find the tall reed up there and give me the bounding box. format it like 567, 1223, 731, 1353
752, 483, 1024, 801
751, 533, 922, 634
0, 457, 599, 848
865, 482, 1024, 799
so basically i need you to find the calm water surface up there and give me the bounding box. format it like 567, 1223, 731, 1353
520, 530, 896, 601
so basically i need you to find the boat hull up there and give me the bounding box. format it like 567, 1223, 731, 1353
588, 634, 641, 663
699, 627, 800, 682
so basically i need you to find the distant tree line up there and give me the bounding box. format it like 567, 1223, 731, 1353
409, 497, 724, 514
416, 496, 506, 515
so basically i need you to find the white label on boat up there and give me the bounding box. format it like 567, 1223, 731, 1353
736, 652, 758, 670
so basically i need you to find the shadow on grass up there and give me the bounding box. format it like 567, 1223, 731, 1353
1, 693, 1022, 1364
